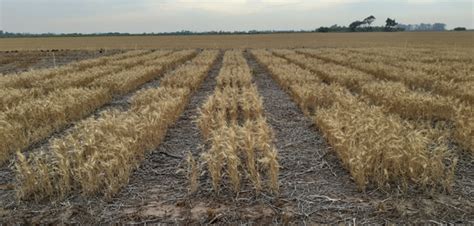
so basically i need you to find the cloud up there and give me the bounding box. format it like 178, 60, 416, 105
148, 0, 368, 14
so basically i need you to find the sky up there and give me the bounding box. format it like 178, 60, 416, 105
1, 0, 473, 33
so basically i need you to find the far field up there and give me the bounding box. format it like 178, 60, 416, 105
0, 33, 472, 224
0, 32, 473, 50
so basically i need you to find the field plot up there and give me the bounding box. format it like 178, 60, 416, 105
0, 50, 122, 74
0, 32, 472, 50
0, 46, 473, 224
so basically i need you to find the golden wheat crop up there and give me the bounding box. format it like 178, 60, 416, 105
297, 48, 474, 104
252, 49, 457, 192
15, 50, 218, 200
1, 32, 472, 50
348, 47, 473, 68
0, 87, 46, 111
0, 50, 150, 89
274, 49, 460, 120
1, 50, 197, 166
160, 50, 219, 91
275, 49, 473, 154
195, 50, 279, 194
455, 106, 474, 154
360, 81, 458, 120
0, 50, 168, 111
1, 87, 110, 165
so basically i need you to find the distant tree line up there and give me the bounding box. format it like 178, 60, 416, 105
0, 29, 317, 38
316, 16, 469, 33
397, 23, 447, 31
317, 16, 404, 32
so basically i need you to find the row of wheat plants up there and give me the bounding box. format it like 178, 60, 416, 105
0, 50, 150, 88
348, 47, 473, 68
297, 48, 474, 105
193, 50, 279, 195
0, 50, 197, 165
0, 51, 172, 111
306, 47, 473, 83
274, 49, 473, 154
15, 50, 219, 201
346, 48, 473, 83
252, 49, 457, 192
273, 49, 458, 120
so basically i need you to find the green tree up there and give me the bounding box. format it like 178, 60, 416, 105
385, 18, 398, 31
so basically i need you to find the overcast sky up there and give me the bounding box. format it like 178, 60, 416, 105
1, 0, 472, 33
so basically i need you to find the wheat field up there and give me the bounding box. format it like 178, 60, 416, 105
0, 34, 473, 224
0, 32, 472, 50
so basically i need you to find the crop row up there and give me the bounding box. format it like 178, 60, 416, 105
15, 50, 219, 200
297, 49, 474, 105
347, 47, 473, 64
0, 50, 172, 111
194, 50, 279, 194
0, 50, 150, 88
273, 49, 473, 154
0, 50, 197, 165
308, 47, 473, 82
347, 49, 474, 82
357, 48, 472, 82
252, 49, 456, 192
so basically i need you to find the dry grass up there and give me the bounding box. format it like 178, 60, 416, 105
252, 49, 457, 192
195, 50, 279, 194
